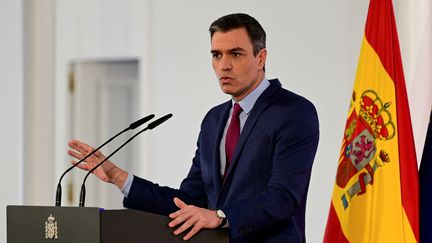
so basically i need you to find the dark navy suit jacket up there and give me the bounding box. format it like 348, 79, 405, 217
123, 79, 319, 243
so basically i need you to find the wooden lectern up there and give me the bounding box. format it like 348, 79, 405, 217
7, 205, 228, 243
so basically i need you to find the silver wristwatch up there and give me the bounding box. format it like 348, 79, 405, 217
215, 209, 229, 228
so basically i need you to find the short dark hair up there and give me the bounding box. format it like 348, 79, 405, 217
209, 13, 266, 56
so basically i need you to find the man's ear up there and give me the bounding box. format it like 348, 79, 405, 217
257, 48, 267, 70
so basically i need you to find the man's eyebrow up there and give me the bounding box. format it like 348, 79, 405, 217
229, 47, 246, 52
210, 47, 246, 53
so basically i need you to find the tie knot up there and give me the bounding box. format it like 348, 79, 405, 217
233, 103, 242, 117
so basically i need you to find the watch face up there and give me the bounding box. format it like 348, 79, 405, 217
216, 210, 226, 218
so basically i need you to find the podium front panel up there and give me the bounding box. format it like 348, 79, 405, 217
101, 209, 228, 243
7, 206, 101, 243
7, 206, 228, 243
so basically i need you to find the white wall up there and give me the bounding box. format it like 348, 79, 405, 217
2, 0, 429, 242
0, 0, 23, 242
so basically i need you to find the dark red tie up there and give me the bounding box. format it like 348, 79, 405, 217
224, 103, 242, 177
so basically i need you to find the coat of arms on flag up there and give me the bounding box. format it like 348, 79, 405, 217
337, 90, 394, 210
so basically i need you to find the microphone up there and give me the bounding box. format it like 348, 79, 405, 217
55, 114, 155, 206
79, 113, 173, 207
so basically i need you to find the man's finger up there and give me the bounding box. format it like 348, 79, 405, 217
168, 212, 189, 228
71, 160, 91, 171
173, 218, 195, 235
70, 140, 93, 154
68, 150, 85, 160
68, 149, 99, 165
169, 209, 182, 219
183, 223, 203, 241
173, 197, 187, 209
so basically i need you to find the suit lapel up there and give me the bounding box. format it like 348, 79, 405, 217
218, 79, 282, 201
211, 101, 231, 196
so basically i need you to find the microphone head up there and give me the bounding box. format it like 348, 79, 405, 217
129, 114, 155, 129
148, 114, 173, 130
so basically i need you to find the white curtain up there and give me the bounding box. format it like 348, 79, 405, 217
395, 0, 432, 164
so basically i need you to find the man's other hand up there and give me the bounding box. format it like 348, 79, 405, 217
67, 139, 128, 189
168, 197, 222, 240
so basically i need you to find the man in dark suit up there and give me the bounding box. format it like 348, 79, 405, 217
68, 13, 319, 242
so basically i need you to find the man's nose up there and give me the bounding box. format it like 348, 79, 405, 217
219, 56, 232, 71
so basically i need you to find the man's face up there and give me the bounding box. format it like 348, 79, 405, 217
211, 27, 266, 102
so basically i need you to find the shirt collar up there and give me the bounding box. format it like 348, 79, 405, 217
233, 78, 270, 115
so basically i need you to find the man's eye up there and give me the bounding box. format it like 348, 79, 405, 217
212, 53, 221, 58
232, 52, 241, 57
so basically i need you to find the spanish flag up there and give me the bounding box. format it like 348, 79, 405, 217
323, 0, 419, 242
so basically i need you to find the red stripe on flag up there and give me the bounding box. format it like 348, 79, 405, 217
323, 203, 349, 243
365, 0, 400, 83
364, 0, 419, 241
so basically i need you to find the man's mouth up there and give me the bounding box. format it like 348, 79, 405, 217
220, 76, 233, 83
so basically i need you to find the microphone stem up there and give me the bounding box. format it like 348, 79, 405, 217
55, 183, 62, 206
79, 184, 86, 207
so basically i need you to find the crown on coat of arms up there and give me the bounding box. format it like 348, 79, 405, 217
47, 214, 55, 223
359, 90, 395, 140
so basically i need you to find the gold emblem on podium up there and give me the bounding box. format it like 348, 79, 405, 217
45, 214, 59, 239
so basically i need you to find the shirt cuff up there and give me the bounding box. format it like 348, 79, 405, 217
120, 173, 134, 198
